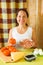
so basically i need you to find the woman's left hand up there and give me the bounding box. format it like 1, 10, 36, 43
19, 39, 35, 49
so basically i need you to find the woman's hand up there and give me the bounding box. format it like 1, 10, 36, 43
19, 39, 35, 49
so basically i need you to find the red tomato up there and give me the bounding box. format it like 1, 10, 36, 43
7, 46, 19, 52
10, 48, 19, 52
9, 38, 16, 45
3, 49, 10, 56
1, 47, 8, 52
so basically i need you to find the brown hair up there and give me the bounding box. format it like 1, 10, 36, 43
16, 9, 29, 18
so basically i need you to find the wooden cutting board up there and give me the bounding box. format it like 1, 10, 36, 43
0, 50, 27, 63
0, 49, 33, 63
0, 50, 14, 63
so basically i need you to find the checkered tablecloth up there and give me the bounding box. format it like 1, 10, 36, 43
0, 0, 27, 48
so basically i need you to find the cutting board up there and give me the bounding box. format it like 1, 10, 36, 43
0, 50, 14, 63
0, 49, 33, 63
0, 50, 27, 63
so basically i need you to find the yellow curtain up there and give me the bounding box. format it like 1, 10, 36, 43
0, 0, 27, 48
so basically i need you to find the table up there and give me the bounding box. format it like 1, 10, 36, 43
0, 49, 43, 65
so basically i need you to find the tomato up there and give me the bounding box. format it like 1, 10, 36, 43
1, 47, 8, 52
1, 46, 19, 56
10, 48, 19, 52
7, 46, 18, 52
9, 38, 16, 45
3, 49, 10, 56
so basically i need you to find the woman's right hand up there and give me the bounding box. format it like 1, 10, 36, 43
19, 39, 35, 49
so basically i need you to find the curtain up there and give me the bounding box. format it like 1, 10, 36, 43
0, 0, 27, 48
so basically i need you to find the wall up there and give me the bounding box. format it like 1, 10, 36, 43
27, 0, 43, 49
27, 0, 37, 28
38, 0, 43, 48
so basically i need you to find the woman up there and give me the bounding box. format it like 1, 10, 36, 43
8, 9, 37, 49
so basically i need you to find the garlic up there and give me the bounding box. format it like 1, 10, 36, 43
33, 48, 39, 55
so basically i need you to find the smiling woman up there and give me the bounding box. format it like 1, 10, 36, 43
8, 9, 37, 49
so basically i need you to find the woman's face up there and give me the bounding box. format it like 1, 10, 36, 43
16, 10, 28, 25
